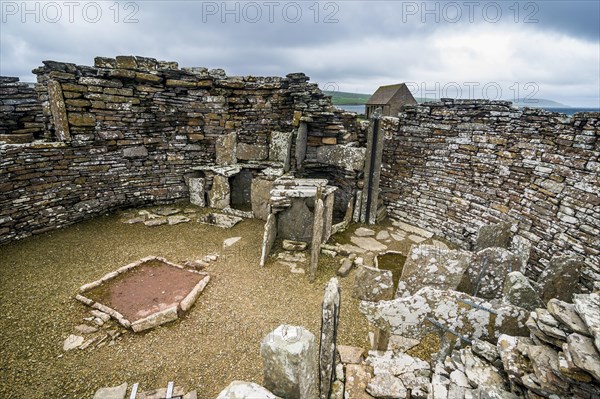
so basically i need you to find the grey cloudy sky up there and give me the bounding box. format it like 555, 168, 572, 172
1, 0, 599, 106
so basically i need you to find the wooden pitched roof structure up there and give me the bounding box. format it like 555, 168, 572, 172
365, 83, 417, 118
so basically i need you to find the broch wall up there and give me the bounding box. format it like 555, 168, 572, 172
0, 56, 357, 244
379, 100, 599, 278
0, 77, 45, 142
0, 56, 598, 281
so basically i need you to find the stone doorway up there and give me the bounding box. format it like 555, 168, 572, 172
229, 168, 253, 212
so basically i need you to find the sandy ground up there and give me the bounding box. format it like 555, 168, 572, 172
0, 206, 370, 398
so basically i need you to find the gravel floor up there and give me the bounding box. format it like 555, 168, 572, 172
0, 207, 370, 398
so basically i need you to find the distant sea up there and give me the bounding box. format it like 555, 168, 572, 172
335, 104, 600, 116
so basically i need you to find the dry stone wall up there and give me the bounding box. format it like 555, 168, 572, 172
0, 56, 353, 245
0, 77, 45, 142
380, 99, 599, 278
2, 57, 599, 284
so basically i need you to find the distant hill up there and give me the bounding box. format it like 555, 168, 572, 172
324, 90, 570, 108
323, 91, 371, 105
511, 98, 570, 108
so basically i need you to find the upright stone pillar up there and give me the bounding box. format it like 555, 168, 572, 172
309, 196, 325, 282
260, 325, 318, 399
209, 175, 230, 209
47, 80, 70, 142
187, 177, 205, 207
360, 109, 384, 224
320, 278, 341, 399
259, 214, 277, 267
295, 122, 308, 170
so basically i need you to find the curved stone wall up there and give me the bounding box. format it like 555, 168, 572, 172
380, 99, 599, 280
0, 56, 357, 244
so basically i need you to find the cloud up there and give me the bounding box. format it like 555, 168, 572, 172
0, 0, 598, 106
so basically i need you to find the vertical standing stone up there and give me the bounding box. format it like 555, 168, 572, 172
261, 325, 319, 399
510, 235, 531, 273
209, 175, 230, 209
295, 122, 308, 170
270, 131, 293, 172
47, 80, 71, 142
361, 112, 384, 224
320, 278, 341, 399
216, 132, 237, 165
259, 214, 277, 267
353, 191, 363, 222
187, 177, 205, 207
310, 197, 325, 282
251, 178, 273, 220
372, 328, 390, 352
322, 192, 335, 243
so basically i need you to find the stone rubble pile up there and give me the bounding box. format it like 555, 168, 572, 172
63, 308, 126, 352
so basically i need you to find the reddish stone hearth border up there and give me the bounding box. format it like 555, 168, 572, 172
75, 256, 210, 332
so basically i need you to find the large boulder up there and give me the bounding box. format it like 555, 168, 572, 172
260, 325, 318, 399
538, 255, 584, 304
360, 287, 529, 344
396, 244, 472, 298
458, 247, 521, 300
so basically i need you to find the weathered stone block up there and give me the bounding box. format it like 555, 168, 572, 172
270, 131, 293, 170
309, 198, 324, 282
251, 178, 273, 221
94, 57, 116, 68
115, 55, 137, 69
216, 381, 280, 399
458, 247, 521, 300
237, 143, 268, 161
502, 271, 543, 311
216, 132, 237, 165
93, 383, 128, 399
260, 325, 318, 399
278, 198, 314, 242
47, 80, 70, 141
68, 112, 96, 127
360, 287, 529, 343
538, 255, 584, 304
316, 145, 366, 171
209, 175, 230, 209
474, 222, 513, 251
396, 244, 472, 298
123, 146, 148, 158
187, 177, 205, 207
353, 265, 394, 302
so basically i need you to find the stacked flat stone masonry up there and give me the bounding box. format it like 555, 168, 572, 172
0, 77, 45, 143
380, 99, 599, 281
0, 56, 355, 245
